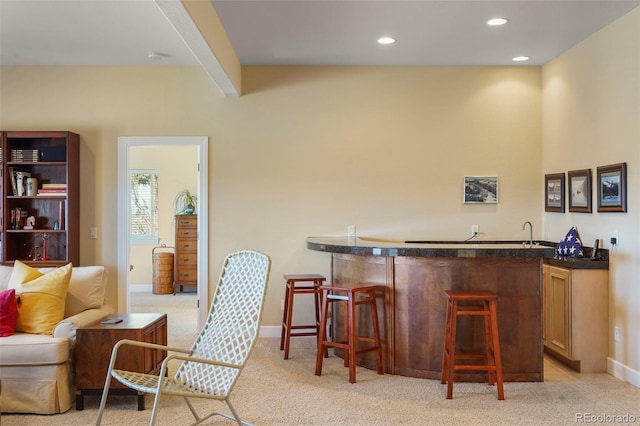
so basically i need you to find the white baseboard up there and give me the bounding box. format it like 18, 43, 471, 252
608, 357, 640, 388
259, 325, 282, 338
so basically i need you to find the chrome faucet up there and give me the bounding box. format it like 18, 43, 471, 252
522, 221, 533, 248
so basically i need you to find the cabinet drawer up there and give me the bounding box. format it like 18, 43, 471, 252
176, 238, 197, 252
175, 268, 197, 283
176, 216, 197, 228
177, 228, 197, 239
176, 253, 197, 266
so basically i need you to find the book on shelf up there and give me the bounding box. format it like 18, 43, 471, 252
42, 183, 67, 189
8, 167, 17, 196
37, 188, 67, 193
15, 171, 31, 196
11, 149, 40, 162
37, 191, 67, 197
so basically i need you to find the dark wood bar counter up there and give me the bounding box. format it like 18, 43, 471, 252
307, 237, 607, 382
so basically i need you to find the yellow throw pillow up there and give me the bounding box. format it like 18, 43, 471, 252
12, 261, 72, 335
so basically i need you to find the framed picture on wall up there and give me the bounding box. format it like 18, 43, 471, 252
597, 163, 627, 212
463, 176, 498, 204
544, 173, 565, 213
568, 169, 592, 213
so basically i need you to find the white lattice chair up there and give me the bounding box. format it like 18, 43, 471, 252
96, 250, 271, 426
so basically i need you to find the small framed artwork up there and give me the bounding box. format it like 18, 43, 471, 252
463, 176, 498, 204
597, 162, 627, 212
544, 173, 565, 213
568, 169, 592, 213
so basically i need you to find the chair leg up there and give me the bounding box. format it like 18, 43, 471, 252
368, 289, 384, 375
347, 292, 357, 383
282, 282, 295, 359
483, 301, 496, 386
490, 300, 505, 400
315, 289, 330, 376
279, 283, 290, 351
441, 298, 452, 384
446, 300, 459, 399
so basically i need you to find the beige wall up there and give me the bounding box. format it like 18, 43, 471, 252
542, 9, 640, 379
0, 65, 542, 324
129, 145, 198, 287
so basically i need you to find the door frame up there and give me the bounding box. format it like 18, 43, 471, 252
117, 136, 208, 328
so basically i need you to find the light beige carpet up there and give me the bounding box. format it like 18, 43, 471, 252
2, 293, 639, 425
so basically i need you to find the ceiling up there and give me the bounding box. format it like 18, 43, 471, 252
1, 0, 638, 69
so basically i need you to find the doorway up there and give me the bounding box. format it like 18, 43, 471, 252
117, 136, 209, 328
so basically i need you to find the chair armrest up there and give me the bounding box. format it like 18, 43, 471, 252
111, 340, 241, 370
53, 306, 116, 347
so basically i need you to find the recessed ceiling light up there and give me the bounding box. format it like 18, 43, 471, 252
377, 37, 396, 45
513, 56, 530, 62
487, 18, 508, 26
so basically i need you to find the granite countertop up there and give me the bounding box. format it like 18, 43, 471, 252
306, 237, 609, 270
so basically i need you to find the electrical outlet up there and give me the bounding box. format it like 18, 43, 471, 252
471, 225, 479, 236
614, 326, 620, 341
90, 227, 97, 239
347, 225, 356, 237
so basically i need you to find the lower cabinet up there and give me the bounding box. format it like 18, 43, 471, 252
543, 264, 609, 372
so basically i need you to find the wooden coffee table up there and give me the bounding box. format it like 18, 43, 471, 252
75, 313, 168, 410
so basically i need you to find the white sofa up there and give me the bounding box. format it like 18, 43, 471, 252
0, 264, 114, 414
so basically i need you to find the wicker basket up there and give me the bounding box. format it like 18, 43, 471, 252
152, 245, 175, 295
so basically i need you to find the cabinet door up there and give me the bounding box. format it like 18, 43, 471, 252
542, 265, 548, 346
546, 266, 571, 358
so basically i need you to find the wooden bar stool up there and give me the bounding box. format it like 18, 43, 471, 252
441, 290, 504, 400
280, 274, 326, 360
315, 285, 384, 383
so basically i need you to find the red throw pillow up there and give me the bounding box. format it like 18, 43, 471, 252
0, 288, 18, 337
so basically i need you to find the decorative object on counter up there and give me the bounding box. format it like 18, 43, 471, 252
555, 226, 584, 259
596, 162, 627, 213
544, 173, 565, 213
173, 188, 197, 215
568, 169, 592, 213
463, 176, 498, 204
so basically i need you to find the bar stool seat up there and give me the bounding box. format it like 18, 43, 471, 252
315, 285, 383, 383
441, 290, 504, 400
280, 274, 326, 360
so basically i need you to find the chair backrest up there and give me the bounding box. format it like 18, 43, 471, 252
174, 250, 271, 396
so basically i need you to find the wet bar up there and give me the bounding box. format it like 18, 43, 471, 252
307, 237, 606, 381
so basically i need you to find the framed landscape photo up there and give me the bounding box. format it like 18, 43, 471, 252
545, 173, 565, 213
463, 176, 498, 204
568, 169, 592, 213
597, 163, 627, 212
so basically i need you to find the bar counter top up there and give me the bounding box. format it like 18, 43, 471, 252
307, 236, 608, 269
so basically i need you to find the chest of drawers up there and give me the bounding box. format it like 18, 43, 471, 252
174, 215, 197, 292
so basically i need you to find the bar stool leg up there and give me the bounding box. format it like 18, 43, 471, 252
483, 300, 496, 386
446, 299, 459, 400
440, 297, 452, 384
315, 289, 331, 377
282, 280, 296, 360
280, 281, 291, 351
490, 300, 505, 400
347, 292, 357, 383
368, 288, 384, 375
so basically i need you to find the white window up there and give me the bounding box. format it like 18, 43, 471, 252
130, 169, 158, 245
